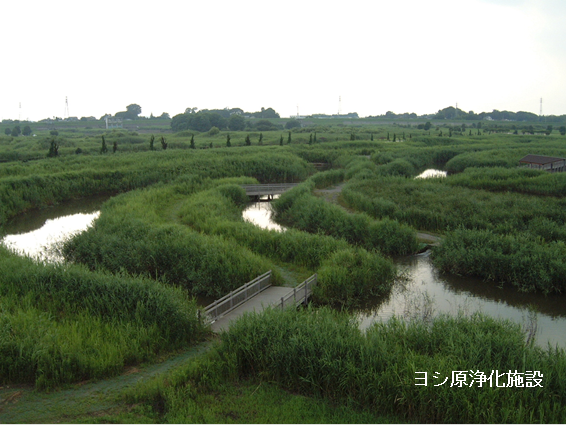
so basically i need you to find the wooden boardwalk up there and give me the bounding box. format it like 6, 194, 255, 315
204, 271, 316, 333
241, 184, 298, 199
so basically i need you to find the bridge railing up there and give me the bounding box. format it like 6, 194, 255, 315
279, 274, 317, 309
241, 184, 298, 196
204, 271, 272, 323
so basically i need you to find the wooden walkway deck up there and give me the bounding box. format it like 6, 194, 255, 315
241, 184, 298, 199
204, 271, 316, 333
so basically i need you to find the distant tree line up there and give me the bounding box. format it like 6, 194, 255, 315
170, 107, 282, 133
367, 106, 565, 123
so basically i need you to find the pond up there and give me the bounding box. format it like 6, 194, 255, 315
1, 195, 109, 263
241, 199, 565, 349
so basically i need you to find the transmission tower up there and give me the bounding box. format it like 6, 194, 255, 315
64, 96, 70, 118
338, 96, 342, 115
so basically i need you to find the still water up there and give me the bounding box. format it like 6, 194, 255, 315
1, 196, 108, 262
242, 200, 565, 349
2, 196, 564, 349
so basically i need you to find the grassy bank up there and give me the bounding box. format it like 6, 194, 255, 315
112, 307, 565, 423
0, 247, 206, 389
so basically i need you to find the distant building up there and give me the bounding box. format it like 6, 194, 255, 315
105, 116, 123, 129
519, 155, 565, 172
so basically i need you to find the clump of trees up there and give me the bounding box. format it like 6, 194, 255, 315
170, 107, 281, 133
114, 104, 142, 120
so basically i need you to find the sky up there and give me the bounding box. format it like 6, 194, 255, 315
1, 0, 565, 121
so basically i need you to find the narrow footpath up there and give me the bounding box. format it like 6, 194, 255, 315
0, 343, 211, 423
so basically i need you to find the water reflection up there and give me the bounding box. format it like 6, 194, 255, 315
1, 212, 99, 263
1, 195, 108, 263
242, 198, 286, 232
357, 251, 566, 349
416, 169, 447, 179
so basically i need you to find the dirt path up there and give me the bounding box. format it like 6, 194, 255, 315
0, 342, 211, 423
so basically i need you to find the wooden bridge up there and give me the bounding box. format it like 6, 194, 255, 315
241, 184, 298, 200
204, 271, 316, 333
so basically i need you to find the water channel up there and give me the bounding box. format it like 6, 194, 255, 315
2, 192, 565, 349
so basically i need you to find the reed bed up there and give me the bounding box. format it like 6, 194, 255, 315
431, 228, 566, 294
0, 247, 205, 389
342, 176, 565, 239
217, 307, 565, 423
272, 178, 419, 256
0, 149, 311, 226
447, 166, 566, 196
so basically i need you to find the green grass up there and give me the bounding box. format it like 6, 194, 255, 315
0, 247, 206, 389
108, 307, 565, 424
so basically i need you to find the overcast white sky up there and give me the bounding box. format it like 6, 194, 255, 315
1, 0, 565, 121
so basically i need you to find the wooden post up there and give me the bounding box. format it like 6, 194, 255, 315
281, 297, 284, 309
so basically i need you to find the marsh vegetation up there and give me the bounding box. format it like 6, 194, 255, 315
0, 117, 564, 422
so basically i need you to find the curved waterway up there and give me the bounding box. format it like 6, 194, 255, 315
1, 195, 109, 262
2, 196, 564, 349
242, 200, 566, 349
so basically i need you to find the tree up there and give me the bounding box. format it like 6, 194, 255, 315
22, 125, 32, 136
47, 139, 59, 157
160, 136, 167, 150
11, 126, 21, 137
190, 134, 195, 149
559, 126, 566, 136
113, 140, 118, 153
279, 135, 283, 146
287, 131, 291, 144
50, 129, 59, 136
4, 128, 11, 135
314, 132, 317, 143
258, 133, 263, 145
285, 119, 301, 130
101, 135, 108, 153
370, 133, 374, 141
150, 135, 155, 151
226, 134, 231, 147
309, 134, 313, 144
115, 104, 142, 120
424, 122, 432, 131
228, 114, 246, 131
245, 134, 251, 146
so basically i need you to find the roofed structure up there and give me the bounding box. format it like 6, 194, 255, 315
519, 155, 565, 173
